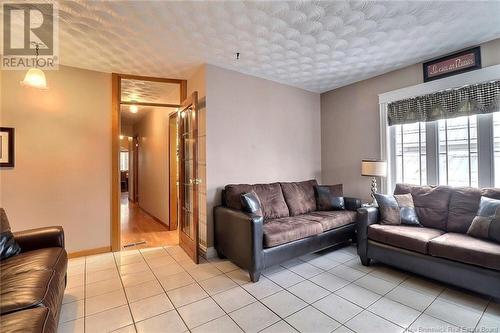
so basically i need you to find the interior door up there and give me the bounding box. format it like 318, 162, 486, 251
169, 113, 179, 231
178, 92, 199, 263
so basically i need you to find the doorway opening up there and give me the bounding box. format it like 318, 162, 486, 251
111, 74, 200, 263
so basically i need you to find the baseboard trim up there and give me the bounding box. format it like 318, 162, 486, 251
204, 246, 217, 260
68, 246, 111, 258
137, 205, 169, 228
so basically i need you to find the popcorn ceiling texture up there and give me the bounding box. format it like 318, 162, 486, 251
10, 1, 500, 92
120, 79, 180, 104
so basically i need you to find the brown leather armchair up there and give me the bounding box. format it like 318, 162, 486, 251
1, 225, 68, 333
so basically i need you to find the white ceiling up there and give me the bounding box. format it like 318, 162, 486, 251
121, 79, 180, 105
24, 1, 500, 92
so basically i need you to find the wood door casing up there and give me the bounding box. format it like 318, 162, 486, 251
168, 113, 179, 231
178, 92, 199, 263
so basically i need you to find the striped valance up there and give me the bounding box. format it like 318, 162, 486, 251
388, 80, 500, 126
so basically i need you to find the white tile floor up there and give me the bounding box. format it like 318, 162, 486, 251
58, 245, 500, 333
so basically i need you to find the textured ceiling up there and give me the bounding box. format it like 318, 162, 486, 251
121, 79, 180, 104
7, 1, 500, 92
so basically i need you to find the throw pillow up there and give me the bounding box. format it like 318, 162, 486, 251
0, 208, 21, 260
314, 185, 345, 210
467, 196, 500, 243
374, 193, 421, 226
240, 191, 263, 216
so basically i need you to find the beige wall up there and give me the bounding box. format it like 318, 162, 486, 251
321, 38, 500, 202
0, 66, 111, 253
205, 65, 321, 247
134, 108, 173, 225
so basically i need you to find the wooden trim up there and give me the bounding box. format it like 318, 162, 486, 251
180, 80, 187, 102
120, 101, 180, 108
68, 246, 111, 259
111, 74, 186, 251
116, 73, 184, 84
111, 74, 121, 252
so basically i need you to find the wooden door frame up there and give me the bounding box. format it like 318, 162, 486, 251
111, 73, 187, 252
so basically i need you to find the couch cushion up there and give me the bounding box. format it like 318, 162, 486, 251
481, 188, 500, 200
280, 180, 318, 216
0, 247, 67, 326
0, 307, 54, 333
368, 224, 445, 254
314, 184, 344, 211
0, 247, 66, 276
394, 184, 452, 230
447, 187, 482, 233
429, 233, 500, 271
263, 217, 323, 248
303, 211, 357, 231
225, 183, 289, 219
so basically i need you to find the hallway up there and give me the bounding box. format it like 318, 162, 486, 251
121, 193, 179, 250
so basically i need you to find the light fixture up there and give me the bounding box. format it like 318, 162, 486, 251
130, 104, 138, 114
20, 43, 47, 89
120, 135, 124, 140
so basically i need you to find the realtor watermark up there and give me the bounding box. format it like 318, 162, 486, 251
2, 1, 59, 70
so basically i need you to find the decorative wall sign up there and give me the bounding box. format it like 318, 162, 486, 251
423, 47, 481, 82
0, 128, 15, 168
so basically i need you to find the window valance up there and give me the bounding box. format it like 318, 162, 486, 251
388, 80, 500, 126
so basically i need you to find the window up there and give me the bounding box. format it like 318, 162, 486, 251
394, 122, 426, 185
493, 113, 500, 187
120, 151, 129, 171
438, 116, 478, 187
390, 114, 487, 189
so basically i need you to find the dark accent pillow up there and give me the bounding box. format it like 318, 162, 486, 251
374, 193, 421, 226
0, 208, 21, 260
314, 185, 345, 211
467, 196, 500, 243
241, 191, 263, 216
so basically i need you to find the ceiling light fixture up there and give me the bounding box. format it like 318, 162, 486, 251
130, 104, 138, 113
20, 43, 48, 89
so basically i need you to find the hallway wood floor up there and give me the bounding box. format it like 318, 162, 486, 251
121, 193, 179, 250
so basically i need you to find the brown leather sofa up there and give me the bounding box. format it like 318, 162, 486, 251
357, 184, 500, 299
214, 180, 361, 281
0, 213, 68, 333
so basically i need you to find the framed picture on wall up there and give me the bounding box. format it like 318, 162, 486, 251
0, 127, 15, 168
423, 47, 481, 82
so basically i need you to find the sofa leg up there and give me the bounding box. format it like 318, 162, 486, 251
217, 251, 226, 259
360, 256, 371, 266
250, 271, 261, 282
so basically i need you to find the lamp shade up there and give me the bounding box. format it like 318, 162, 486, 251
20, 68, 48, 89
361, 160, 387, 177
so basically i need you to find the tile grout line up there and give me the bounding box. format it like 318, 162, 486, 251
112, 251, 139, 333
139, 247, 192, 331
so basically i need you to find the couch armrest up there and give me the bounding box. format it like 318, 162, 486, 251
344, 197, 362, 211
13, 226, 65, 253
214, 206, 263, 277
356, 207, 379, 262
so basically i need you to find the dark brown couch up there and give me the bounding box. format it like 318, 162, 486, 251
0, 211, 67, 333
357, 184, 500, 299
214, 180, 361, 281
